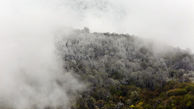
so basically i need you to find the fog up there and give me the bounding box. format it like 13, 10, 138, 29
0, 0, 82, 109
1, 0, 193, 49
67, 0, 194, 51
0, 0, 193, 109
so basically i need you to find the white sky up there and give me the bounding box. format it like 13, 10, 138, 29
76, 0, 194, 51
0, 0, 194, 50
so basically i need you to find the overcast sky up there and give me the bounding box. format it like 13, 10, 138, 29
0, 0, 194, 50
70, 0, 194, 51
115, 0, 194, 51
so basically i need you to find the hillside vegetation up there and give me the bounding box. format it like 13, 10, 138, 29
57, 28, 194, 109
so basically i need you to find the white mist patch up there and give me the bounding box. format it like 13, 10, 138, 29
0, 1, 83, 109
0, 25, 82, 109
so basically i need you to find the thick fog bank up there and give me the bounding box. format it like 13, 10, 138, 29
0, 0, 83, 109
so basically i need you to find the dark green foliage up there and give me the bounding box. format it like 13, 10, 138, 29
167, 88, 187, 96
72, 81, 194, 109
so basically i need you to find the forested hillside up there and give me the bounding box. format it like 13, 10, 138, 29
57, 28, 194, 109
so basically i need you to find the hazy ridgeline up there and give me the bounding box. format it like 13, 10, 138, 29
58, 28, 194, 89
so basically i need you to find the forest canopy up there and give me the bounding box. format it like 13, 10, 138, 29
56, 28, 194, 109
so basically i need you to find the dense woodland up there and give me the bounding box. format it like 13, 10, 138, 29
57, 28, 194, 109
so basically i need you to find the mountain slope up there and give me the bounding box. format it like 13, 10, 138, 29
57, 28, 194, 109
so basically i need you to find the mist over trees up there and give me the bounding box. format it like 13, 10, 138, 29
57, 28, 194, 89
55, 28, 194, 109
